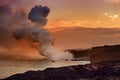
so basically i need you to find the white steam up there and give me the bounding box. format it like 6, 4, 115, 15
13, 5, 73, 61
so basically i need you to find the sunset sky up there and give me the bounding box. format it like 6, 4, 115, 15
0, 0, 120, 60
31, 0, 120, 28
1, 0, 120, 29
45, 0, 120, 28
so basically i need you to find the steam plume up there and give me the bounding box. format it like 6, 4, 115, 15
13, 5, 73, 61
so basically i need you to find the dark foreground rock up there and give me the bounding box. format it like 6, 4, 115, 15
2, 60, 120, 80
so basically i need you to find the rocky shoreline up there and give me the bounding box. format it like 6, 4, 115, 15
2, 60, 120, 80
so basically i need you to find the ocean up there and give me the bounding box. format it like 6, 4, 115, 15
0, 60, 90, 79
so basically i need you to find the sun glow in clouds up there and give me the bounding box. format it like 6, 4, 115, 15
104, 13, 119, 20
106, 0, 120, 3
109, 15, 119, 18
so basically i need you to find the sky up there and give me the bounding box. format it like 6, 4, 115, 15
1, 0, 120, 28
0, 0, 120, 60
22, 0, 120, 28
38, 0, 120, 28
50, 0, 120, 28
46, 0, 120, 28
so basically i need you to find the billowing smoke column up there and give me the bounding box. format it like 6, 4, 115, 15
13, 5, 73, 61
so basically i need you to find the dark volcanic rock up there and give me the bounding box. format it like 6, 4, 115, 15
2, 60, 120, 80
69, 49, 90, 58
90, 45, 120, 63
68, 45, 120, 63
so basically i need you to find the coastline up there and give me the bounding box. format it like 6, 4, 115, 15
2, 59, 120, 80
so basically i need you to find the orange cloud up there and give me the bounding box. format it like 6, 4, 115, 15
46, 18, 120, 29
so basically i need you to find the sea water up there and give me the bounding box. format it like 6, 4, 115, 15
0, 60, 90, 79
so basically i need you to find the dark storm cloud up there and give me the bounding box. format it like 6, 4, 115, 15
0, 3, 51, 60
0, 7, 40, 59
0, 5, 12, 25
0, 5, 14, 48
0, 4, 28, 49
0, 0, 31, 7
0, 5, 12, 14
28, 5, 50, 24
0, 1, 47, 60
13, 5, 50, 42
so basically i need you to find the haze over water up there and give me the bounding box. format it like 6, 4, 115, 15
0, 60, 90, 79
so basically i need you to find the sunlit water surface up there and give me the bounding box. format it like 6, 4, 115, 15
0, 60, 90, 79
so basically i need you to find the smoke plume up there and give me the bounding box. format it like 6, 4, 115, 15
13, 5, 73, 61
0, 3, 72, 60
0, 4, 45, 60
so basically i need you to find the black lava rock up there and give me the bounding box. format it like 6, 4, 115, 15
2, 60, 120, 80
